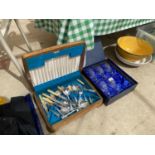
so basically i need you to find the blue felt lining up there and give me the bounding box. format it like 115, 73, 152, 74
26, 45, 84, 70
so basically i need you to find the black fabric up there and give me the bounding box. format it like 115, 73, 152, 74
0, 95, 42, 135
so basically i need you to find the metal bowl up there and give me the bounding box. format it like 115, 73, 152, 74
115, 47, 152, 67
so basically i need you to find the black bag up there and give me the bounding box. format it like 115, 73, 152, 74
0, 94, 43, 135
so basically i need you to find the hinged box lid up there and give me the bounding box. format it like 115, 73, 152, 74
22, 41, 85, 91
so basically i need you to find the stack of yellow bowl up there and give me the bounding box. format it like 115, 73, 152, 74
116, 36, 153, 62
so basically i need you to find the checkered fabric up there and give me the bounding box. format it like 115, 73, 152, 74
35, 19, 154, 50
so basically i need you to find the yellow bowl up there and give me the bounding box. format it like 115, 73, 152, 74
116, 46, 147, 61
117, 36, 153, 57
0, 96, 9, 105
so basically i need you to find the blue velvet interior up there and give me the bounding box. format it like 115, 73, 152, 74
35, 71, 100, 125
83, 60, 134, 99
26, 44, 84, 70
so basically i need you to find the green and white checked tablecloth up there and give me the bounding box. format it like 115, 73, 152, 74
35, 19, 154, 50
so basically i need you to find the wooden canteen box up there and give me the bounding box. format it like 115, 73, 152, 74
22, 41, 103, 132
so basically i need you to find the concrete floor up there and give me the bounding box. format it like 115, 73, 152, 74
1, 19, 155, 135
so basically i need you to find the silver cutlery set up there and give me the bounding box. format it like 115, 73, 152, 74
39, 79, 98, 120
27, 55, 99, 120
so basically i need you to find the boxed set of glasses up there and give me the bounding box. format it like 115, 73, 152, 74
22, 41, 137, 132
83, 59, 138, 104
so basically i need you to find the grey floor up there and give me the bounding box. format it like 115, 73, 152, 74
1, 19, 155, 134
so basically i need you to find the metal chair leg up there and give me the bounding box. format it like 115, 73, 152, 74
14, 19, 32, 52
0, 31, 25, 76
1, 19, 12, 37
